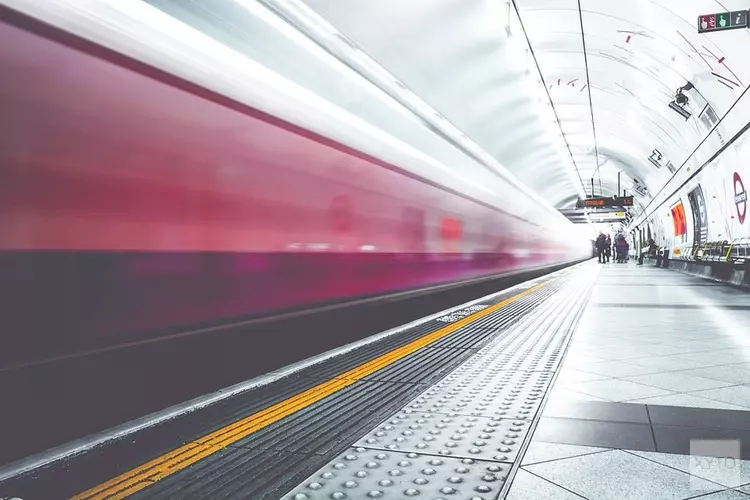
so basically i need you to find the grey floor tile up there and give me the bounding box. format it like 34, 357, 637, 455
543, 400, 650, 424
645, 335, 709, 344
571, 378, 673, 401
571, 342, 650, 352
679, 354, 750, 368
686, 490, 750, 499
565, 342, 608, 350
683, 367, 750, 385
630, 393, 749, 411
675, 344, 743, 356
652, 426, 750, 460
622, 373, 735, 392
647, 404, 750, 430
533, 417, 655, 451
683, 339, 749, 349
545, 387, 612, 405
710, 347, 750, 356
525, 449, 723, 500
679, 334, 733, 342
629, 356, 725, 372
580, 348, 663, 361
566, 357, 624, 369
522, 442, 609, 465
576, 361, 669, 378
555, 369, 611, 384
562, 353, 610, 365
690, 387, 750, 409
674, 357, 750, 369
628, 450, 750, 488
644, 344, 717, 356
506, 469, 587, 499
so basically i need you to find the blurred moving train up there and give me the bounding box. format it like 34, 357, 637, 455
0, 1, 591, 368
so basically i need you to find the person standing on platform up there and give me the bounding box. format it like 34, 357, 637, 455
604, 234, 612, 263
595, 233, 606, 263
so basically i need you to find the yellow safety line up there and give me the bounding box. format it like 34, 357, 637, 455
72, 281, 549, 499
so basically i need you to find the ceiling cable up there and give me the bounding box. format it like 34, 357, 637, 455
510, 0, 587, 198
576, 0, 601, 182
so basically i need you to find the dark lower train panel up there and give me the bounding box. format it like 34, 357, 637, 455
0, 250, 561, 368
0, 272, 567, 498
0, 259, 577, 468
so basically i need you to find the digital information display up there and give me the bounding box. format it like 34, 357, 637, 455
698, 10, 748, 33
584, 198, 606, 207
579, 196, 634, 208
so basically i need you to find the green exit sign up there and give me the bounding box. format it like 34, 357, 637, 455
698, 10, 749, 33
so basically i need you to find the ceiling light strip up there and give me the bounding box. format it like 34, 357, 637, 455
256, 0, 572, 223
510, 0, 586, 198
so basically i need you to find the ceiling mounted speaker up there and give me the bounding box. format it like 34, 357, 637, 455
668, 101, 691, 120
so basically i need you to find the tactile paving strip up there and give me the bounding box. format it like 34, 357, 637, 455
468, 283, 591, 374
403, 370, 553, 420
354, 411, 529, 463
375, 284, 587, 423
284, 266, 597, 500
285, 447, 508, 500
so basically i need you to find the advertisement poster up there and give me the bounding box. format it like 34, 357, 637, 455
671, 201, 687, 237
687, 185, 708, 245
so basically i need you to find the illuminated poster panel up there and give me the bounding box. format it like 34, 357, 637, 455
671, 202, 687, 237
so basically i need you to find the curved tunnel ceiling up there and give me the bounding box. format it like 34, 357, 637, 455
299, 0, 749, 213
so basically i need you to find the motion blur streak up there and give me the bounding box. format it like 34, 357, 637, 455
0, 3, 590, 368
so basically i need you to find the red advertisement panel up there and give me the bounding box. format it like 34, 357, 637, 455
671, 202, 687, 237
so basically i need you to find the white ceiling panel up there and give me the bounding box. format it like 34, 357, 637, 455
295, 0, 747, 212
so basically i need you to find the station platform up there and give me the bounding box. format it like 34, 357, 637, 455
1, 260, 750, 499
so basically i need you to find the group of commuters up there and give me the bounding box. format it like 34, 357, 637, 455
595, 232, 630, 263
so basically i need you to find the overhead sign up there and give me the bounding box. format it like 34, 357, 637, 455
578, 196, 634, 208
648, 149, 664, 169
698, 10, 748, 33
587, 211, 626, 222
593, 211, 625, 217
582, 198, 606, 207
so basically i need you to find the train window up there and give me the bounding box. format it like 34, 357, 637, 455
401, 207, 426, 250
328, 195, 354, 232
440, 217, 463, 241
